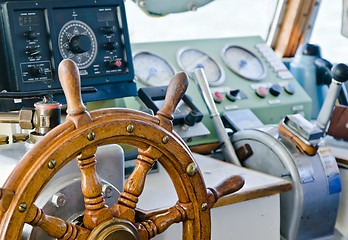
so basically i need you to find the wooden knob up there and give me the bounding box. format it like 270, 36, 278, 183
207, 175, 244, 209
58, 59, 86, 116
157, 72, 188, 120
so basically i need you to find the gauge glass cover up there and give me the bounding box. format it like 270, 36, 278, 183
222, 45, 266, 81
133, 51, 176, 86
177, 47, 225, 86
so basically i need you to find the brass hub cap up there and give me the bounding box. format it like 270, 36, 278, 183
87, 218, 140, 240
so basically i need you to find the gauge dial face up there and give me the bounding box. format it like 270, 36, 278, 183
221, 45, 266, 81
133, 51, 176, 86
58, 20, 98, 69
176, 47, 225, 86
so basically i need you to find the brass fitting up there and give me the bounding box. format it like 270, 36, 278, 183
19, 108, 34, 130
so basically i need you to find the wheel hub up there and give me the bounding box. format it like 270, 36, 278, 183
87, 218, 140, 240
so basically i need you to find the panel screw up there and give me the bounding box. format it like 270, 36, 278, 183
126, 124, 134, 133
87, 132, 95, 141
48, 159, 56, 169
162, 136, 169, 144
201, 203, 208, 211
186, 162, 198, 177
19, 202, 27, 212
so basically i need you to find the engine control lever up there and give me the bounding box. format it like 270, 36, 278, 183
316, 63, 348, 130
279, 63, 348, 156
192, 68, 241, 165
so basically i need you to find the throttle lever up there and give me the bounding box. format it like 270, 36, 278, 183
316, 63, 348, 130
193, 68, 241, 165
279, 63, 348, 155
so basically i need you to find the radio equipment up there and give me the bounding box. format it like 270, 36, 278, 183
0, 0, 136, 110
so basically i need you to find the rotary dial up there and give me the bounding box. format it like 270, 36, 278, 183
58, 20, 98, 69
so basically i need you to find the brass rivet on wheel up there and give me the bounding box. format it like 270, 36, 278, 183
126, 124, 134, 133
87, 132, 95, 141
48, 159, 56, 169
162, 135, 169, 144
186, 162, 198, 177
18, 202, 27, 212
201, 203, 208, 211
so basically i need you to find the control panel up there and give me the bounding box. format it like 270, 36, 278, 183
0, 0, 136, 109
127, 36, 312, 146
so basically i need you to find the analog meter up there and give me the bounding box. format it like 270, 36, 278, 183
176, 47, 225, 86
221, 45, 266, 81
133, 51, 176, 86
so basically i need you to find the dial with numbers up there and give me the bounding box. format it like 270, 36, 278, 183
58, 20, 98, 69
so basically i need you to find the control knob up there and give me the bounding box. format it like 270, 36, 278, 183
269, 84, 282, 97
184, 110, 200, 127
24, 30, 38, 40
104, 42, 117, 50
226, 89, 240, 102
30, 66, 45, 77
69, 35, 91, 54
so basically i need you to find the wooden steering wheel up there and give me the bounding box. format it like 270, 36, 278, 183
0, 59, 244, 240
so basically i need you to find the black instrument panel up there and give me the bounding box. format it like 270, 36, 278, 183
0, 0, 136, 109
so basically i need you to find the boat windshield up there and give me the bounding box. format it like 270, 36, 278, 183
125, 0, 279, 43
310, 0, 348, 63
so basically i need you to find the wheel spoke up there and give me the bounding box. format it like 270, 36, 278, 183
135, 207, 172, 222
77, 150, 113, 229
135, 202, 192, 239
25, 203, 90, 240
111, 146, 162, 222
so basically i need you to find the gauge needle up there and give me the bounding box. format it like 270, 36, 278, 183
185, 55, 210, 71
238, 59, 247, 72
145, 67, 157, 82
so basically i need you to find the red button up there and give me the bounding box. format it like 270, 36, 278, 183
213, 92, 224, 103
255, 87, 268, 98
115, 60, 122, 67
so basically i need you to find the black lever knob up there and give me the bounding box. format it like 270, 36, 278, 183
315, 58, 332, 86
69, 35, 91, 54
184, 110, 199, 127
316, 63, 348, 130
332, 63, 348, 83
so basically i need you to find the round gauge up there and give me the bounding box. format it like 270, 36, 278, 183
176, 47, 225, 87
221, 45, 266, 81
58, 20, 98, 69
133, 51, 176, 86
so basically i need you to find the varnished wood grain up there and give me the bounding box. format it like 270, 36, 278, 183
207, 175, 244, 210
156, 72, 188, 131
0, 188, 14, 213
273, 0, 317, 57
0, 59, 245, 240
